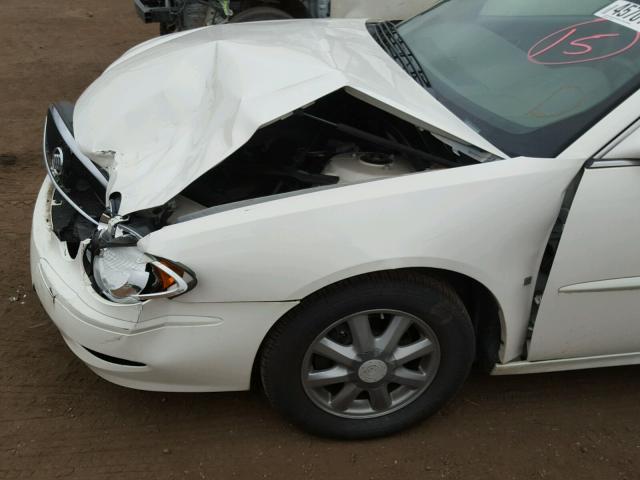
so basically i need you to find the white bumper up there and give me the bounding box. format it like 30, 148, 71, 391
30, 178, 297, 392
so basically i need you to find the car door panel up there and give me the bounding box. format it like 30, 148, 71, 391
528, 163, 640, 361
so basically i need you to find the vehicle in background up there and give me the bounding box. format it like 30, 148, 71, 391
134, 0, 439, 33
331, 0, 438, 20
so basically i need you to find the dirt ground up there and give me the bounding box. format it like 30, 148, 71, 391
1, 1, 640, 478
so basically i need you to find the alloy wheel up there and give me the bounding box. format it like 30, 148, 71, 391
301, 310, 441, 419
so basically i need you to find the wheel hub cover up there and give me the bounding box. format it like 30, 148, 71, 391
357, 359, 388, 383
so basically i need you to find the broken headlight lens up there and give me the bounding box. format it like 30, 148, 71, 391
92, 247, 195, 304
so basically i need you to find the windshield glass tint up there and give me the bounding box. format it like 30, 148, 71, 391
397, 0, 640, 157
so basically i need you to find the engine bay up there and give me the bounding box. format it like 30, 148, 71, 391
178, 90, 475, 211
47, 90, 486, 254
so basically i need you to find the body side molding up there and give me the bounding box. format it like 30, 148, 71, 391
559, 276, 640, 293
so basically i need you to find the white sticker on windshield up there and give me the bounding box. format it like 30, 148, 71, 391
596, 1, 640, 32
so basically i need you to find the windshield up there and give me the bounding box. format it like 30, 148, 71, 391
397, 0, 640, 157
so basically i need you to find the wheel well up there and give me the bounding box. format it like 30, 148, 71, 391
411, 268, 503, 372
250, 267, 503, 390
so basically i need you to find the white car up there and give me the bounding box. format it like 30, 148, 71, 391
32, 0, 640, 438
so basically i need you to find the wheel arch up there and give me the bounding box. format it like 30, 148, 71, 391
250, 266, 504, 389
236, 0, 310, 17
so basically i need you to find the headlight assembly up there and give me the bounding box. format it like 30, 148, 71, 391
91, 247, 196, 304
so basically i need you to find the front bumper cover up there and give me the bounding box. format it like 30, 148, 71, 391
31, 177, 298, 392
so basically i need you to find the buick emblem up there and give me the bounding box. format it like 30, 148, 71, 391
51, 147, 64, 177
357, 359, 388, 384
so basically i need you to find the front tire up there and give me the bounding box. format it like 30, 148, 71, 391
260, 272, 475, 439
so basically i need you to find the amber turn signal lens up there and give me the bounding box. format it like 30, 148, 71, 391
153, 259, 185, 290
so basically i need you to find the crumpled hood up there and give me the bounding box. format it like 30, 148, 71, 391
74, 18, 503, 215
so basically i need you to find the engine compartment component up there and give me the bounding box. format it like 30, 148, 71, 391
323, 152, 415, 184
180, 90, 473, 211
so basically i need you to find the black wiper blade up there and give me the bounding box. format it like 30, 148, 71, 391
368, 21, 430, 89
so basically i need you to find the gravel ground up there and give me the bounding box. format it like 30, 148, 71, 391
1, 1, 640, 478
